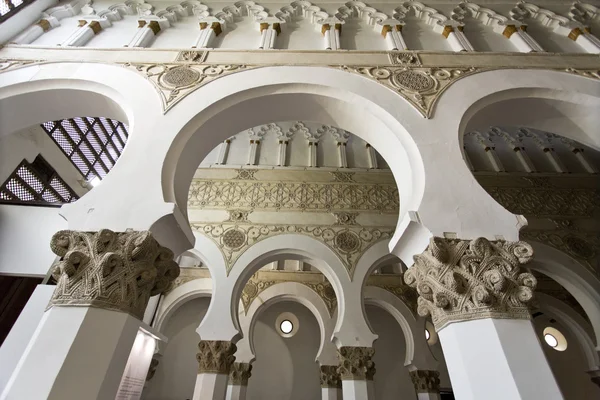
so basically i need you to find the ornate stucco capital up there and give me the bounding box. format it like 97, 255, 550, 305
49, 229, 180, 319
404, 237, 537, 331
229, 362, 253, 385
320, 365, 342, 388
409, 370, 441, 393
337, 347, 376, 381
196, 340, 237, 374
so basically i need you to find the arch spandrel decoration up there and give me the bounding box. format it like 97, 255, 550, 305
1, 51, 599, 118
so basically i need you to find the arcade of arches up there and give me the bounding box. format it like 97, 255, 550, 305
1, 1, 600, 400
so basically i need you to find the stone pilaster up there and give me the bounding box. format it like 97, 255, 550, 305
196, 340, 237, 374
404, 237, 537, 331
409, 370, 440, 393
320, 365, 342, 388
49, 229, 180, 319
337, 347, 375, 380
229, 362, 253, 385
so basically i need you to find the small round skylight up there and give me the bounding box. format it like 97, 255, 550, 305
280, 320, 293, 334
543, 327, 567, 351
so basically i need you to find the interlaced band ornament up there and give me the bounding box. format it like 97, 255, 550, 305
49, 229, 180, 319
404, 237, 537, 330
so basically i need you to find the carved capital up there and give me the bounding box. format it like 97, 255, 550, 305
337, 347, 375, 380
409, 370, 440, 393
320, 365, 342, 388
196, 340, 237, 374
49, 230, 180, 319
229, 362, 252, 385
404, 237, 537, 330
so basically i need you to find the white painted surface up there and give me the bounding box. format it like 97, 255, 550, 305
144, 297, 210, 400
341, 379, 370, 400
439, 318, 563, 400
1, 306, 141, 400
226, 384, 247, 400
192, 373, 229, 400
0, 284, 54, 393
0, 205, 66, 276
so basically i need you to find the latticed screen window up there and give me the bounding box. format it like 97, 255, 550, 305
41, 117, 129, 181
0, 0, 33, 23
0, 156, 78, 205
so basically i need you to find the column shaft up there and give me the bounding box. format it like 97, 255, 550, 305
366, 144, 378, 169
226, 384, 247, 400
193, 373, 229, 400
439, 318, 562, 400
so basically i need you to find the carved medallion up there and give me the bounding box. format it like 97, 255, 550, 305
335, 231, 360, 252
392, 70, 435, 92
222, 229, 246, 249
162, 66, 201, 88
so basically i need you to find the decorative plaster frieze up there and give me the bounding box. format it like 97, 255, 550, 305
48, 229, 180, 319
188, 177, 399, 213
191, 221, 393, 277
197, 340, 237, 374
122, 62, 253, 112
337, 346, 376, 381
404, 237, 537, 331
320, 365, 342, 388
229, 362, 253, 385
409, 370, 441, 394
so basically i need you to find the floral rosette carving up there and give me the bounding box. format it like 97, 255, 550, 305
197, 340, 237, 374
49, 229, 180, 319
404, 237, 536, 330
337, 347, 376, 380
320, 365, 342, 388
229, 362, 253, 385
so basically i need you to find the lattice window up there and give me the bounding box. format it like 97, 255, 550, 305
0, 156, 79, 206
0, 0, 34, 23
40, 117, 129, 182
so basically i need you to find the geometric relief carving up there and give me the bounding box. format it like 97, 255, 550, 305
188, 178, 399, 213
484, 184, 600, 218
339, 65, 480, 118
191, 222, 394, 277
123, 63, 254, 113
48, 229, 180, 320
405, 237, 537, 331
241, 273, 338, 316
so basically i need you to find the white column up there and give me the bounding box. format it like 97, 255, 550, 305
382, 24, 407, 50
226, 384, 247, 400
484, 147, 505, 172
514, 149, 536, 172
322, 388, 342, 400
322, 23, 342, 50
443, 26, 473, 52
404, 238, 562, 400
193, 373, 229, 400
573, 149, 598, 173
62, 20, 102, 47
216, 139, 232, 165
1, 307, 143, 400
366, 144, 378, 169
277, 140, 288, 166
519, 26, 545, 52
10, 18, 55, 44
128, 20, 161, 48
336, 142, 348, 168
308, 140, 318, 167
439, 319, 562, 400
247, 140, 259, 165
543, 148, 567, 173
333, 24, 341, 50
342, 380, 370, 400
323, 26, 332, 50
569, 27, 600, 54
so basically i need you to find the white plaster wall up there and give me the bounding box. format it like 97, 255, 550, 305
143, 297, 211, 400
365, 305, 417, 400
86, 15, 139, 48
532, 314, 600, 400
247, 301, 321, 400
153, 16, 201, 49
30, 14, 80, 46
0, 0, 58, 44
278, 18, 323, 50
0, 205, 66, 276
0, 284, 55, 393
